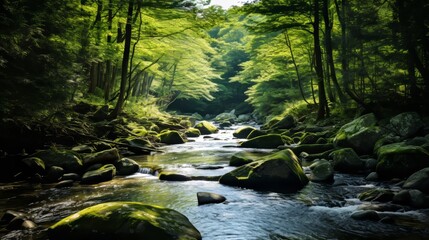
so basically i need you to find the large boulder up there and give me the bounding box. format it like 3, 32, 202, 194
376, 143, 429, 179
115, 158, 140, 176
329, 148, 364, 173
229, 152, 261, 167
32, 149, 83, 173
48, 202, 201, 240
333, 113, 382, 154
233, 126, 256, 139
309, 159, 334, 182
185, 128, 201, 137
268, 115, 296, 130
83, 148, 120, 166
403, 167, 429, 193
240, 134, 285, 149
158, 130, 186, 144
194, 121, 218, 135
389, 112, 424, 138
219, 149, 308, 193
81, 164, 116, 184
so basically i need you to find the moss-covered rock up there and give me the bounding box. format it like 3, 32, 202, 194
309, 159, 334, 182
32, 149, 83, 173
115, 158, 140, 176
219, 149, 308, 193
268, 115, 297, 130
300, 132, 319, 144
330, 148, 364, 173
233, 126, 257, 139
83, 148, 120, 167
194, 121, 218, 135
389, 112, 424, 138
376, 143, 429, 179
247, 129, 266, 139
81, 164, 116, 184
48, 202, 201, 240
358, 189, 394, 202
229, 152, 261, 167
403, 167, 429, 193
333, 113, 382, 154
185, 128, 201, 137
21, 157, 45, 175
214, 112, 236, 123
290, 143, 334, 155
158, 130, 186, 144
240, 134, 285, 149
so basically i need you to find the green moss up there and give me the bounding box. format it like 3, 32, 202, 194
233, 126, 256, 139
240, 134, 285, 149
32, 148, 83, 172
247, 129, 266, 139
48, 202, 201, 240
194, 121, 218, 135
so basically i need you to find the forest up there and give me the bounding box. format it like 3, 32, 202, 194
0, 0, 429, 239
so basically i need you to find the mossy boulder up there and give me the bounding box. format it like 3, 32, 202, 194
268, 115, 296, 130
403, 167, 429, 193
83, 148, 120, 167
229, 152, 261, 167
247, 129, 266, 139
330, 148, 364, 173
333, 113, 382, 154
81, 164, 116, 184
291, 143, 334, 155
233, 126, 256, 139
240, 134, 285, 149
389, 112, 424, 138
309, 159, 334, 182
194, 121, 218, 135
21, 157, 45, 175
48, 202, 201, 240
219, 149, 308, 193
376, 143, 429, 179
300, 132, 319, 144
32, 149, 83, 173
115, 158, 140, 176
158, 131, 186, 144
358, 189, 394, 202
185, 128, 201, 137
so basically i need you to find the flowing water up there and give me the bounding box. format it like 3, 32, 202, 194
1, 126, 429, 239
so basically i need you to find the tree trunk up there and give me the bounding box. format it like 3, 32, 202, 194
283, 31, 310, 104
323, 0, 346, 103
110, 0, 134, 119
314, 0, 329, 120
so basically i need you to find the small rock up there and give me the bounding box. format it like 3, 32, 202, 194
62, 173, 81, 181
7, 217, 37, 230
83, 148, 120, 166
71, 144, 94, 153
233, 126, 256, 139
81, 164, 116, 184
0, 210, 28, 224
409, 189, 429, 208
197, 192, 226, 205
309, 159, 334, 182
21, 157, 45, 175
45, 166, 64, 183
365, 172, 379, 181
115, 158, 140, 176
358, 189, 394, 202
330, 148, 364, 173
392, 190, 410, 205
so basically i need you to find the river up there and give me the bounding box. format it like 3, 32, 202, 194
1, 126, 429, 239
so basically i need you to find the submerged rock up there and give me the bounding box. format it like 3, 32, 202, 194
48, 202, 202, 240
376, 143, 429, 179
240, 134, 285, 149
233, 126, 256, 139
197, 192, 226, 205
194, 121, 218, 135
219, 149, 308, 193
159, 172, 191, 181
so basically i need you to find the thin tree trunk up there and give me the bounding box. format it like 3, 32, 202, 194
314, 0, 329, 120
283, 31, 310, 104
110, 0, 133, 119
